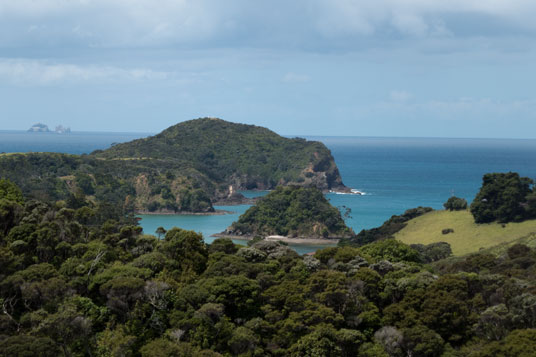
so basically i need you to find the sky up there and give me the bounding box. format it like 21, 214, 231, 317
1, 0, 536, 138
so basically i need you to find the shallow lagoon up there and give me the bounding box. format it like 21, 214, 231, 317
138, 191, 339, 255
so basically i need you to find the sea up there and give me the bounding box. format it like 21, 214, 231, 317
3, 130, 536, 254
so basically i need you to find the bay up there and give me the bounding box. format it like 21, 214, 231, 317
3, 130, 536, 254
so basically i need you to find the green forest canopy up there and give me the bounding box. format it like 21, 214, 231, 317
1, 179, 536, 356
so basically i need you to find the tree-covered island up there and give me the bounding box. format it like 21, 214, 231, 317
220, 186, 354, 241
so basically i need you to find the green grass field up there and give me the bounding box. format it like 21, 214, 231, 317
394, 210, 536, 256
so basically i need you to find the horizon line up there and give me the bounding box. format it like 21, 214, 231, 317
1, 129, 536, 141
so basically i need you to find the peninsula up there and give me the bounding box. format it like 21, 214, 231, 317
2, 118, 348, 214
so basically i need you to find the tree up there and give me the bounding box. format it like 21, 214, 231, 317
155, 226, 166, 239
359, 239, 421, 263
410, 242, 452, 263
470, 172, 533, 223
159, 228, 208, 276
470, 329, 536, 357
0, 179, 24, 204
208, 238, 237, 255
0, 335, 60, 357
402, 325, 445, 357
0, 199, 22, 238
96, 325, 136, 357
443, 196, 467, 211
289, 324, 343, 357
75, 173, 95, 195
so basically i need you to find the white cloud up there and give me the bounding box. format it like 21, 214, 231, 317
0, 58, 171, 85
282, 72, 310, 83
390, 90, 413, 102
1, 0, 536, 50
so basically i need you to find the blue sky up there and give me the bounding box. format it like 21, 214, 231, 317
1, 0, 536, 138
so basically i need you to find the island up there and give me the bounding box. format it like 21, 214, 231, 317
27, 123, 50, 132
27, 123, 71, 133
54, 125, 71, 134
216, 185, 355, 243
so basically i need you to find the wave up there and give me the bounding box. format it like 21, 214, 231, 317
329, 189, 367, 196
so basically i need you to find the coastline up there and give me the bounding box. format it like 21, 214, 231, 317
211, 233, 340, 245
136, 209, 234, 216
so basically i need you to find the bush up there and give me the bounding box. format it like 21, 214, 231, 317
443, 196, 467, 211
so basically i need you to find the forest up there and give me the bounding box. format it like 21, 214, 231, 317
1, 176, 536, 356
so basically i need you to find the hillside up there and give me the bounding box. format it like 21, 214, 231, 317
94, 118, 346, 192
395, 210, 536, 255
0, 118, 347, 213
223, 186, 354, 239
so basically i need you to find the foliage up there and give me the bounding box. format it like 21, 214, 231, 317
229, 186, 354, 238
359, 239, 422, 263
443, 196, 468, 211
470, 172, 535, 223
341, 206, 433, 246
410, 242, 453, 263
0, 179, 24, 204
1, 181, 536, 355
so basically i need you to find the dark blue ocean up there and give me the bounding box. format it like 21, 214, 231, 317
3, 131, 536, 253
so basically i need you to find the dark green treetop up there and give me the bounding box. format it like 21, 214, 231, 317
470, 172, 534, 223
0, 179, 24, 204
443, 196, 468, 211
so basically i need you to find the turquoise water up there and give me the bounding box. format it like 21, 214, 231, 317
136, 137, 536, 254
3, 131, 536, 254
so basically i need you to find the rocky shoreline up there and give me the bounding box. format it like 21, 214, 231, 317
136, 209, 233, 216
211, 233, 340, 245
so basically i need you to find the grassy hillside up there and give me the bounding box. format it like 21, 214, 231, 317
395, 210, 536, 255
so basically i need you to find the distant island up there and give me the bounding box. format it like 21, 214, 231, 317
54, 125, 71, 134
27, 123, 50, 132
27, 123, 71, 134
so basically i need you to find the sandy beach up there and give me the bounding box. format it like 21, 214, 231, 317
211, 233, 339, 245
136, 209, 233, 216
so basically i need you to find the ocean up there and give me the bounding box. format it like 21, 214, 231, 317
3, 131, 536, 254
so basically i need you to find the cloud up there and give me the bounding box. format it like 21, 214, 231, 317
390, 90, 413, 102
1, 0, 536, 51
282, 72, 310, 83
0, 58, 171, 85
